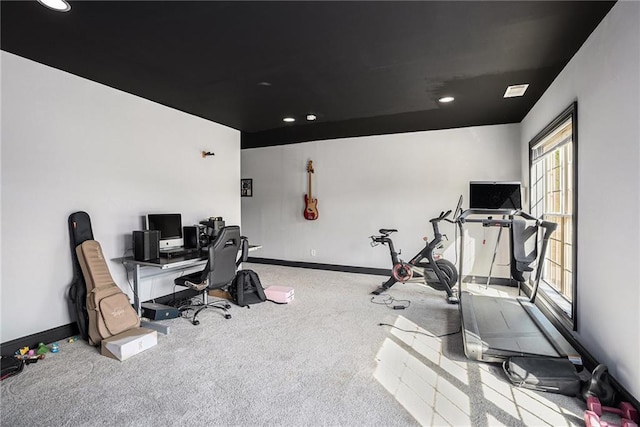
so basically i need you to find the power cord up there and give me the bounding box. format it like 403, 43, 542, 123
169, 281, 191, 309
378, 322, 461, 338
370, 295, 410, 310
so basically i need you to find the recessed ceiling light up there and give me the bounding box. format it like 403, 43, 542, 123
306, 114, 317, 121
504, 84, 529, 98
438, 96, 455, 103
283, 117, 295, 123
37, 0, 71, 12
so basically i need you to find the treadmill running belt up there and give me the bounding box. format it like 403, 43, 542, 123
461, 293, 569, 363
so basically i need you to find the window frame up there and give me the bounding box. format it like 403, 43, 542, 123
528, 102, 578, 331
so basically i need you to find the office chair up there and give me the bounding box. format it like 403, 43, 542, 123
174, 225, 247, 325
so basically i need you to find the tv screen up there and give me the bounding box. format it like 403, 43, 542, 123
469, 181, 522, 210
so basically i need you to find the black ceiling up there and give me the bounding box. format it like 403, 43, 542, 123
1, 1, 615, 149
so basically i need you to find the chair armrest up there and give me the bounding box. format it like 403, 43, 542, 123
237, 236, 249, 266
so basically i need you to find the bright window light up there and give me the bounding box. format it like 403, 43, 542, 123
439, 96, 455, 103
283, 117, 295, 123
37, 0, 71, 12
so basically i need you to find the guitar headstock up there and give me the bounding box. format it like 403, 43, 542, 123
306, 160, 314, 173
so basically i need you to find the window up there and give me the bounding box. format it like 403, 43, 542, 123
529, 102, 577, 329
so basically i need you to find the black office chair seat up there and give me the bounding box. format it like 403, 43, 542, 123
173, 226, 246, 325
175, 271, 212, 292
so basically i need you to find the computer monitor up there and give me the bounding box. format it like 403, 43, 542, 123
469, 181, 522, 210
146, 213, 183, 250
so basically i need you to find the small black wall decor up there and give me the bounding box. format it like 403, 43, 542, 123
241, 179, 253, 197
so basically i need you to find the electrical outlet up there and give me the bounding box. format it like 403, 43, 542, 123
310, 249, 316, 256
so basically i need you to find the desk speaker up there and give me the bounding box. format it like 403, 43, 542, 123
183, 226, 200, 249
133, 230, 160, 261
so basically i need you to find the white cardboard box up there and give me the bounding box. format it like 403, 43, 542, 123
101, 327, 157, 361
264, 286, 294, 304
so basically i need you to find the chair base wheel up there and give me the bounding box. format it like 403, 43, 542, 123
224, 314, 232, 319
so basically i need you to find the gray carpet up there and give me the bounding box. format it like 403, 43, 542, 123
1, 263, 587, 426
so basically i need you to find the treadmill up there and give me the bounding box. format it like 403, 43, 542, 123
456, 208, 582, 366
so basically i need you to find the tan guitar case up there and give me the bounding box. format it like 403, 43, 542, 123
76, 240, 140, 346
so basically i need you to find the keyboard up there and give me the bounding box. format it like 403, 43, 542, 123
159, 247, 198, 258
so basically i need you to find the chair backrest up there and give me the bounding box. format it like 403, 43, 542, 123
201, 225, 241, 289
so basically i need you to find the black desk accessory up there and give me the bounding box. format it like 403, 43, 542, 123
133, 230, 160, 261
141, 302, 180, 321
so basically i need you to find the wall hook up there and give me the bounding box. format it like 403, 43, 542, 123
202, 151, 215, 158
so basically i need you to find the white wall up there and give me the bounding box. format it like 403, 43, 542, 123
520, 1, 639, 399
241, 124, 521, 277
1, 52, 241, 343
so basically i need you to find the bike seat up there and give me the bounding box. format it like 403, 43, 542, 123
379, 228, 397, 235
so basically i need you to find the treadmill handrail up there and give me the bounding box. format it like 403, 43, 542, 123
458, 208, 539, 223
458, 208, 518, 222
530, 219, 557, 303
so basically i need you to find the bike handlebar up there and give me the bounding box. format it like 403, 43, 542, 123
431, 210, 451, 223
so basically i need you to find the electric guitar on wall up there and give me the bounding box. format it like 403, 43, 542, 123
304, 160, 319, 220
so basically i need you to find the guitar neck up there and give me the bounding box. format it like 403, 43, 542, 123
308, 171, 313, 198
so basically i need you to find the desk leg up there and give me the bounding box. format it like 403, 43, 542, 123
133, 264, 171, 335
133, 264, 142, 316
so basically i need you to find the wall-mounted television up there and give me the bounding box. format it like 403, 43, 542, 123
147, 213, 183, 250
469, 181, 522, 210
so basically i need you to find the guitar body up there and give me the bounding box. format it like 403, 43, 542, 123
304, 160, 319, 220
304, 194, 319, 220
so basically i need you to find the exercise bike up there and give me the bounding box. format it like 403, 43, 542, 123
370, 201, 461, 304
